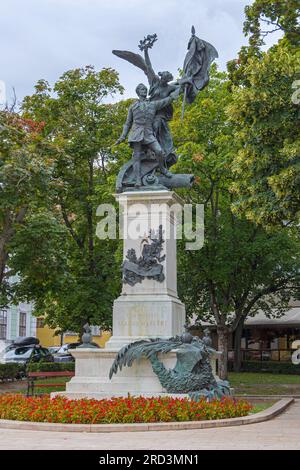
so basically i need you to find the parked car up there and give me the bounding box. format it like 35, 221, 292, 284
0, 345, 54, 365
2, 336, 40, 354
56, 342, 81, 354
53, 342, 100, 362
13, 336, 39, 347
47, 346, 61, 354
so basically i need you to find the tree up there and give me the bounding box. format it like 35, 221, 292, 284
228, 41, 299, 228
0, 110, 53, 306
227, 0, 300, 228
9, 66, 129, 333
171, 67, 300, 379
243, 0, 299, 48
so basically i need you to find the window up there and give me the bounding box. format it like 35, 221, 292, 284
14, 347, 32, 357
19, 312, 27, 337
0, 310, 7, 340
90, 325, 102, 336
36, 318, 45, 328
40, 348, 50, 356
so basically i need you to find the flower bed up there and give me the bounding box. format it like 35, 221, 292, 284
0, 395, 252, 424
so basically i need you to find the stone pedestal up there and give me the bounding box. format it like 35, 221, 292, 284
55, 190, 188, 399
58, 348, 219, 400
106, 190, 186, 350
61, 349, 178, 399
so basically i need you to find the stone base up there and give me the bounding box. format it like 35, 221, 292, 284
107, 294, 185, 349
53, 392, 190, 400
51, 347, 219, 400
53, 348, 176, 400
53, 189, 213, 401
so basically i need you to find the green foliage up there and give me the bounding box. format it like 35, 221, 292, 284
0, 363, 25, 381
229, 361, 300, 375
228, 42, 300, 227
228, 1, 299, 86
27, 362, 75, 372
226, 1, 300, 228
243, 0, 299, 48
171, 66, 300, 379
1, 3, 298, 366
172, 67, 300, 323
8, 66, 131, 332
0, 111, 55, 306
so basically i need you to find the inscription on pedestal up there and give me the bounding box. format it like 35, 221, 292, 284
116, 308, 167, 336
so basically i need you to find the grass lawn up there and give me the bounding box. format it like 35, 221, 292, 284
27, 376, 70, 394
1, 372, 299, 397
229, 372, 300, 396
34, 373, 299, 396
250, 402, 275, 414
0, 377, 71, 395
229, 372, 300, 385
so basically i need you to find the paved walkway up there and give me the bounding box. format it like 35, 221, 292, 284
0, 400, 299, 450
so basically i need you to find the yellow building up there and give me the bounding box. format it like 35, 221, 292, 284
36, 320, 61, 347
36, 318, 111, 348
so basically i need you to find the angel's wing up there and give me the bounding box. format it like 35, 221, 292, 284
112, 50, 148, 74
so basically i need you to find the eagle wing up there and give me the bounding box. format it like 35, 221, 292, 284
109, 337, 182, 379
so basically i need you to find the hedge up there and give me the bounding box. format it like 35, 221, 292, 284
229, 361, 300, 375
0, 363, 25, 381
27, 362, 75, 373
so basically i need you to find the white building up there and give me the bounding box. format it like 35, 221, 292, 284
0, 302, 37, 352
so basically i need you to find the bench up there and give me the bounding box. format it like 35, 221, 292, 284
27, 371, 75, 396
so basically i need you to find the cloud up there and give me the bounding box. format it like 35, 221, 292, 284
0, 0, 277, 104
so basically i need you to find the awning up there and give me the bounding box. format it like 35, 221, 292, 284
245, 308, 300, 327
196, 306, 300, 329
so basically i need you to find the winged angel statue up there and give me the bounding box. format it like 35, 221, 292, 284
114, 27, 218, 192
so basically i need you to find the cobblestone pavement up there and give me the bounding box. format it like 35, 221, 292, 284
0, 400, 299, 450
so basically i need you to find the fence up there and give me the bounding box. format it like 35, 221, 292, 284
228, 349, 293, 363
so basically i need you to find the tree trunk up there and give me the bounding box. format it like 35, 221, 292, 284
87, 158, 95, 273
233, 320, 244, 372
217, 326, 229, 380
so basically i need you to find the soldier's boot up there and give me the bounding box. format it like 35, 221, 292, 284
160, 167, 172, 178
157, 151, 172, 178
133, 161, 142, 188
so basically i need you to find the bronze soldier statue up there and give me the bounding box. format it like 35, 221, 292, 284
113, 28, 218, 192
116, 83, 181, 188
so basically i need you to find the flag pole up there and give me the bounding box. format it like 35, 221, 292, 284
181, 85, 187, 122
181, 26, 195, 122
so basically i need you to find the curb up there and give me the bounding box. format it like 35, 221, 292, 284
236, 395, 300, 400
0, 398, 294, 433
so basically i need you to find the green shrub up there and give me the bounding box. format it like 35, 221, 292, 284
27, 362, 75, 373
228, 361, 300, 375
0, 363, 25, 381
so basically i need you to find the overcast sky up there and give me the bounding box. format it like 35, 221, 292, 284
0, 0, 280, 105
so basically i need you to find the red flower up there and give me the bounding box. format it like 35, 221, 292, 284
0, 394, 252, 424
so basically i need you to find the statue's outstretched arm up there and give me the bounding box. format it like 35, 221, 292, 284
153, 87, 182, 112
144, 48, 158, 86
